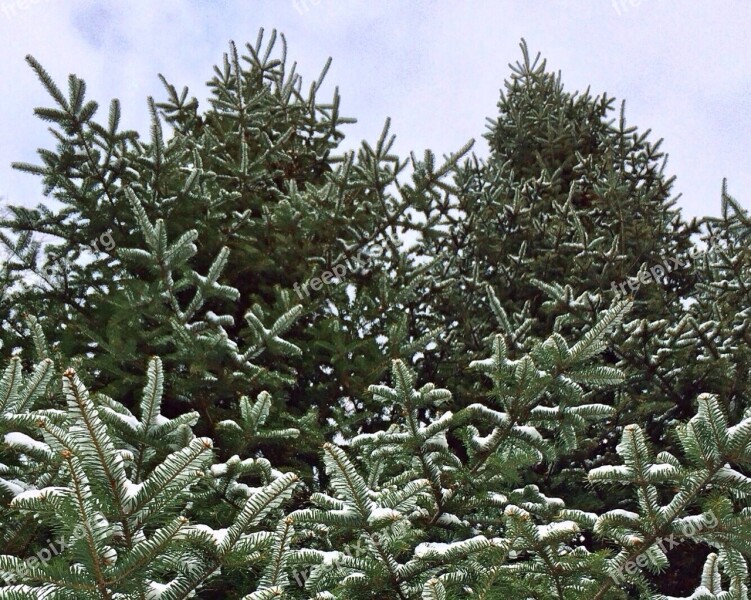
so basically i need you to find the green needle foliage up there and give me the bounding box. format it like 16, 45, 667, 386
0, 348, 299, 598
1, 30, 750, 599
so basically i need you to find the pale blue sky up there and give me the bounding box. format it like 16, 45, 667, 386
0, 0, 749, 221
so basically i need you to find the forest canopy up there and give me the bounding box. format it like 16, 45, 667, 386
0, 30, 749, 600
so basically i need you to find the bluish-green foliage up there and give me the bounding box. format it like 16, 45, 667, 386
1, 33, 750, 600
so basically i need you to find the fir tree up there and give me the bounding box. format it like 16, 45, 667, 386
0, 30, 466, 482
2, 29, 750, 599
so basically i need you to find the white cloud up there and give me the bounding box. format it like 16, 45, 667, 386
0, 0, 748, 219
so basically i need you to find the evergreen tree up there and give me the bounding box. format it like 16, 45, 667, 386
2, 30, 750, 599
0, 344, 299, 598
0, 30, 466, 478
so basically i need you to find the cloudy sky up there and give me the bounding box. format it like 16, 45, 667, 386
0, 0, 748, 221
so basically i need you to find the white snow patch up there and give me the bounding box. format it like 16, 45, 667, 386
436, 513, 462, 527
210, 463, 228, 477
368, 508, 401, 523
12, 487, 69, 503
4, 432, 50, 454
537, 521, 579, 540
188, 524, 229, 547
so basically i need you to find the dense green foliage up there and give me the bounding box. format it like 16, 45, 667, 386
1, 31, 749, 599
